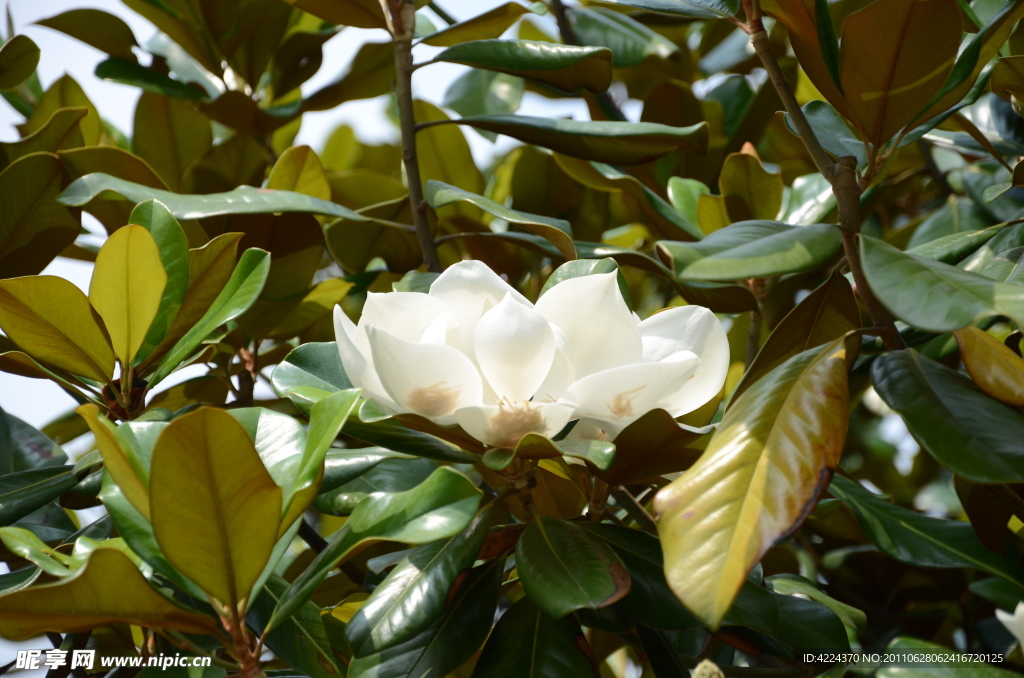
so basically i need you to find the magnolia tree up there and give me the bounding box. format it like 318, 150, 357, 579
1, 0, 1024, 675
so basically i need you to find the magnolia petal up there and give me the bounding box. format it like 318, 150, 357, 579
475, 294, 555, 402
333, 306, 398, 410
361, 292, 450, 343
534, 325, 574, 403
367, 325, 483, 425
535, 272, 642, 379
429, 260, 531, 357
454, 401, 576, 449
640, 306, 729, 416
561, 353, 701, 437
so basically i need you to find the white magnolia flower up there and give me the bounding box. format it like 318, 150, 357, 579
997, 601, 1024, 647
334, 260, 728, 448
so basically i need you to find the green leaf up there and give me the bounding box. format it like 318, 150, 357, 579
346, 510, 489, 656
732, 272, 859, 402
765, 573, 866, 633
667, 177, 709, 231
906, 196, 992, 251
316, 458, 436, 516
98, 58, 205, 102
471, 597, 594, 678
347, 557, 504, 678
814, 0, 842, 95
511, 433, 616, 471
269, 467, 482, 629
516, 515, 630, 618
58, 173, 369, 222
595, 0, 739, 20
540, 257, 632, 308
592, 409, 706, 486
970, 577, 1024, 611
426, 180, 576, 260
89, 225, 168, 365
862, 234, 1024, 331
272, 341, 353, 415
78, 404, 150, 519
879, 637, 1021, 677
440, 115, 708, 165
344, 417, 477, 464
130, 200, 190, 364
435, 40, 612, 94
442, 70, 523, 140
322, 448, 413, 493
0, 527, 73, 576
576, 522, 700, 629
302, 40, 394, 113
0, 409, 66, 473
905, 223, 1005, 263
0, 467, 76, 526
0, 276, 114, 381
247, 573, 340, 678
0, 547, 216, 640
150, 407, 282, 607
151, 248, 270, 385
655, 338, 855, 629
872, 350, 1024, 483
0, 153, 80, 278
659, 221, 842, 281
568, 6, 678, 67
784, 101, 865, 165
829, 475, 1024, 586
422, 3, 532, 46
37, 9, 138, 61
0, 35, 39, 89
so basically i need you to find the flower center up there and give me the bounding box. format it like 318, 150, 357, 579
406, 382, 460, 417
609, 385, 646, 420
486, 400, 546, 449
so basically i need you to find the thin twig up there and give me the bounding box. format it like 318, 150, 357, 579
611, 487, 658, 533
389, 0, 442, 272
427, 1, 456, 25
745, 2, 906, 351
160, 630, 242, 672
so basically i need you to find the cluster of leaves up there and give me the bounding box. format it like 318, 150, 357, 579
1, 0, 1024, 676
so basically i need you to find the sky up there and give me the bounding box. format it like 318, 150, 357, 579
0, 0, 598, 429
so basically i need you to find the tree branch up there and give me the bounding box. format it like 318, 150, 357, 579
550, 0, 627, 122
745, 7, 906, 350
390, 0, 443, 273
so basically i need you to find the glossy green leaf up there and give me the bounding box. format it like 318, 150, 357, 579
659, 221, 842, 281
422, 3, 532, 46
316, 458, 436, 516
569, 6, 678, 67
593, 409, 706, 486
269, 467, 482, 629
829, 475, 1024, 586
272, 341, 353, 415
0, 466, 75, 526
150, 407, 282, 607
151, 248, 270, 385
321, 448, 413, 493
58, 173, 368, 221
344, 417, 477, 464
130, 200, 189, 363
667, 177, 709, 231
0, 408, 66, 473
0, 35, 39, 89
89, 224, 167, 365
346, 510, 489, 656
655, 338, 855, 629
348, 557, 504, 678
0, 526, 73, 576
576, 522, 701, 629
247, 573, 339, 678
733, 272, 859, 402
0, 276, 114, 381
96, 57, 205, 100
0, 153, 80, 279
862, 235, 1024, 331
516, 515, 630, 619
0, 547, 216, 640
595, 0, 739, 20
872, 349, 1024, 483
267, 145, 331, 201
784, 101, 865, 165
426, 180, 576, 260
435, 40, 612, 94
471, 597, 594, 678
442, 115, 707, 165
905, 223, 1005, 264
765, 573, 866, 633
442, 70, 524, 140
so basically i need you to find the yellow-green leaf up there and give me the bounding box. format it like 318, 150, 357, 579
992, 56, 1024, 112
77, 403, 150, 520
0, 547, 217, 640
0, 276, 113, 382
89, 225, 168, 365
132, 93, 212, 191
19, 75, 100, 146
0, 35, 39, 90
150, 407, 282, 607
654, 337, 855, 630
422, 3, 532, 46
267, 145, 331, 201
955, 326, 1024, 407
838, 0, 961, 146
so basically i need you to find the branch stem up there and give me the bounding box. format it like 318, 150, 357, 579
390, 0, 442, 273
550, 0, 626, 122
746, 11, 906, 350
